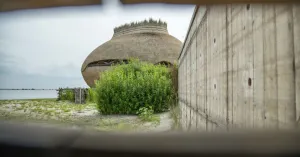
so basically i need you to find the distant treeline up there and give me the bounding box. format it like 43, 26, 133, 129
0, 88, 57, 90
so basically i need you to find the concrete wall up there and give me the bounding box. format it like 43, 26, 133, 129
178, 3, 300, 131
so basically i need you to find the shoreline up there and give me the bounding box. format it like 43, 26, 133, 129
0, 89, 57, 90
0, 98, 56, 101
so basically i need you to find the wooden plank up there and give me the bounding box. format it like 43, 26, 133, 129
293, 4, 300, 126
275, 4, 296, 129
263, 4, 278, 129
252, 4, 265, 128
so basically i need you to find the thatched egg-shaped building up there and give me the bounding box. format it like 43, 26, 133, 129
81, 19, 182, 87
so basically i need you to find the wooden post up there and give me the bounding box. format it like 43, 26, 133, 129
74, 88, 86, 104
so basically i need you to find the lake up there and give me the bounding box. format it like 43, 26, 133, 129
0, 90, 58, 100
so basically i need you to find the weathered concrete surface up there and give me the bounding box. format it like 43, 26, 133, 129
178, 3, 300, 131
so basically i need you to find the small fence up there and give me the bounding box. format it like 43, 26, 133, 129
56, 88, 88, 104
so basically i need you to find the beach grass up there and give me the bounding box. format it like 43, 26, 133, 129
0, 99, 170, 132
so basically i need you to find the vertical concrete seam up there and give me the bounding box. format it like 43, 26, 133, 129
251, 4, 255, 129
195, 16, 199, 130
291, 4, 297, 126
262, 4, 266, 128
225, 4, 229, 131
231, 5, 234, 127
186, 52, 188, 130
205, 6, 209, 131
190, 40, 193, 130
274, 4, 279, 128
237, 5, 240, 129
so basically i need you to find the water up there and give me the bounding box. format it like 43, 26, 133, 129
0, 90, 58, 100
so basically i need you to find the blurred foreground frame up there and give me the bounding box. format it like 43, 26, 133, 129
0, 0, 299, 12
1, 121, 300, 157
1, 0, 300, 157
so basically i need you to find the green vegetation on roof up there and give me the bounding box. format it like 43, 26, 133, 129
114, 18, 167, 33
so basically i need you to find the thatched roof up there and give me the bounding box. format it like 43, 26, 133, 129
113, 18, 167, 33
81, 20, 182, 87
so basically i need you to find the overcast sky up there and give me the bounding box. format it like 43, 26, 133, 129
0, 0, 194, 89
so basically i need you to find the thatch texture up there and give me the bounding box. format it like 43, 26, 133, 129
81, 20, 182, 87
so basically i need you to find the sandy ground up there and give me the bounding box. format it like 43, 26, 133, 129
0, 99, 173, 132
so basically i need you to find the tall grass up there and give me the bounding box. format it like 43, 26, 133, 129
94, 59, 174, 115
114, 18, 167, 33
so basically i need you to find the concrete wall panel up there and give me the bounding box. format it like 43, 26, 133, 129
293, 4, 300, 128
275, 4, 296, 129
252, 4, 265, 129
178, 3, 299, 131
263, 4, 278, 129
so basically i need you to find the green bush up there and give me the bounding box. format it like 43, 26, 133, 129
94, 59, 174, 115
86, 88, 96, 103
60, 89, 74, 101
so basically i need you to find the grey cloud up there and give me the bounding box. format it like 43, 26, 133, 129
0, 2, 194, 88
0, 52, 22, 74
45, 63, 82, 78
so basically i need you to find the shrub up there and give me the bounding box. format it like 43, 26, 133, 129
94, 59, 174, 115
60, 89, 74, 101
137, 106, 160, 123
86, 88, 96, 103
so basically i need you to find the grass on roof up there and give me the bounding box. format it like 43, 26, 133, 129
114, 18, 167, 33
